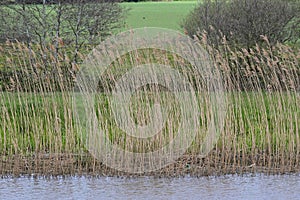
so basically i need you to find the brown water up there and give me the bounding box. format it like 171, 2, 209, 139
0, 174, 299, 200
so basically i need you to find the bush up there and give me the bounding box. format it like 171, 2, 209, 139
182, 0, 300, 48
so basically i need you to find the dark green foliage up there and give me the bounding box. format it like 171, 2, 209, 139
182, 0, 300, 48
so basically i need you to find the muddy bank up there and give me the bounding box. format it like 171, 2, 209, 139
1, 151, 299, 177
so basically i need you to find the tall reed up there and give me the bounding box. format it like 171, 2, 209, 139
0, 35, 299, 176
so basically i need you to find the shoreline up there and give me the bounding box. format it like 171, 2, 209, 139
1, 152, 299, 178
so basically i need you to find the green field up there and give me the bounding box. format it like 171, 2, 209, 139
122, 1, 198, 31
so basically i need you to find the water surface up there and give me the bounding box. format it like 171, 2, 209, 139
0, 174, 299, 200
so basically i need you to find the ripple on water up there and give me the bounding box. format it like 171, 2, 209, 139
0, 174, 299, 200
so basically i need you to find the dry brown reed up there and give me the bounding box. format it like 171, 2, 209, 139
0, 36, 299, 177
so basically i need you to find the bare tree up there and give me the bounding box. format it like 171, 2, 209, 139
61, 0, 124, 62
0, 0, 125, 91
0, 0, 124, 54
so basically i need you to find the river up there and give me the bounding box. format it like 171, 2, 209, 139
0, 174, 299, 200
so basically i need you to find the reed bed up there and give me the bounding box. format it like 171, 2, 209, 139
0, 36, 299, 177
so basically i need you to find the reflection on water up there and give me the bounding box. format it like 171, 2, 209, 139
0, 174, 299, 200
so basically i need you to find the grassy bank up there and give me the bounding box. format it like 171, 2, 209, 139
0, 90, 299, 176
1, 91, 299, 154
0, 39, 299, 177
